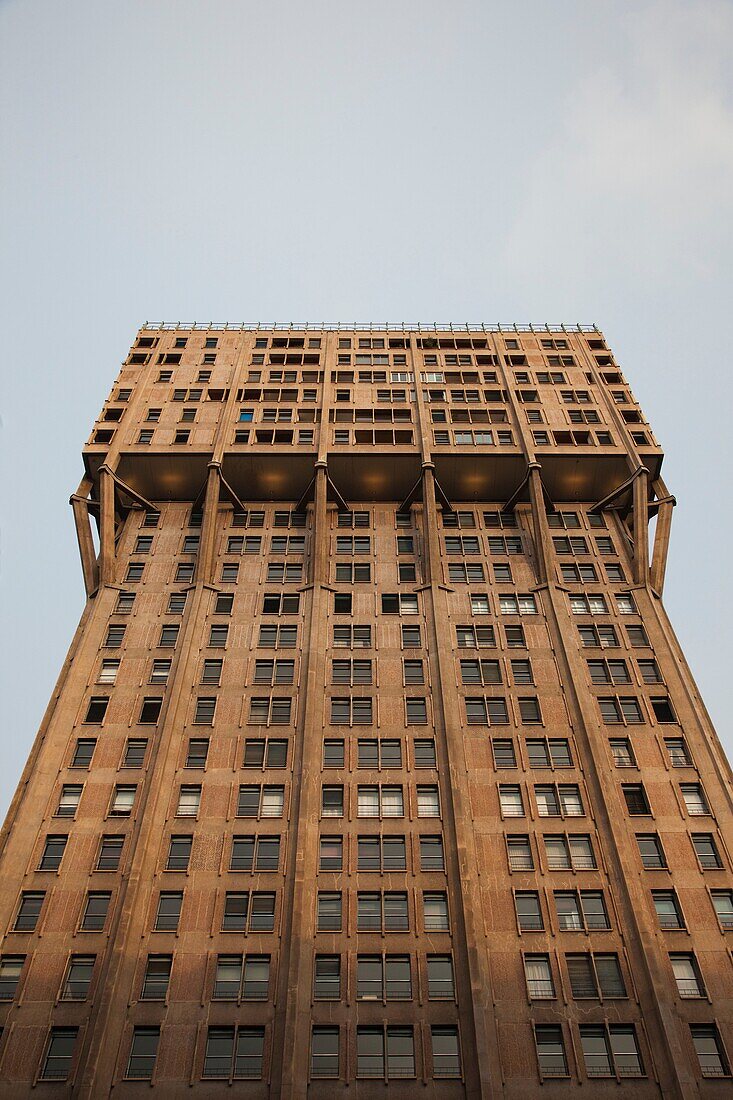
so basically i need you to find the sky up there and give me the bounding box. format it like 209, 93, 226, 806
0, 0, 731, 818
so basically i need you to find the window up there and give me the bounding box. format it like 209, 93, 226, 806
525, 954, 554, 999
406, 697, 428, 724
141, 954, 172, 1000
636, 833, 666, 869
414, 738, 437, 767
534, 1025, 568, 1077
317, 892, 342, 931
0, 955, 24, 1001
215, 592, 234, 614
249, 696, 292, 724
166, 835, 192, 871
194, 696, 216, 725
691, 1024, 730, 1078
652, 890, 685, 929
184, 738, 209, 768
381, 592, 418, 614
470, 593, 490, 615
71, 738, 96, 768
84, 696, 108, 723
507, 835, 533, 870
587, 658, 630, 684
123, 738, 148, 767
56, 784, 82, 818
599, 696, 644, 724
314, 955, 341, 999
262, 592, 300, 614
536, 784, 584, 817
357, 892, 410, 932
116, 590, 136, 613
579, 624, 618, 648
202, 1026, 265, 1079
257, 623, 297, 648
334, 623, 372, 648
431, 1026, 462, 1078
670, 953, 704, 998
357, 738, 402, 767
14, 891, 44, 931
81, 891, 110, 931
318, 835, 343, 872
519, 696, 542, 724
98, 658, 120, 685
139, 697, 163, 723
664, 737, 691, 767
504, 624, 526, 647
492, 739, 516, 768
237, 785, 284, 818
580, 1024, 643, 1078
322, 786, 344, 818
126, 1027, 160, 1080
356, 1026, 415, 1079
456, 624, 495, 647
500, 786, 524, 818
356, 955, 411, 1001
417, 785, 440, 817
711, 890, 733, 930
97, 835, 124, 871
39, 834, 67, 871
681, 783, 709, 816
566, 952, 626, 998
417, 834, 444, 871
311, 1027, 339, 1078
692, 833, 723, 869
40, 1028, 78, 1081
622, 783, 651, 815
154, 891, 183, 931
626, 624, 650, 647
527, 739, 572, 768
465, 697, 509, 725
609, 738, 635, 767
499, 593, 537, 615
556, 891, 605, 931
461, 659, 501, 685
651, 696, 676, 723
208, 623, 229, 647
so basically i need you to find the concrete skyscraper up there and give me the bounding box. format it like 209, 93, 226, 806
0, 323, 731, 1098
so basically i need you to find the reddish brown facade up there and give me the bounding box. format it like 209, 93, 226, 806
0, 323, 731, 1098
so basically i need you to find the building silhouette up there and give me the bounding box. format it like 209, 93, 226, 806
0, 323, 731, 1097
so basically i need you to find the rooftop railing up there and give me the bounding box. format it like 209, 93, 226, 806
141, 321, 601, 334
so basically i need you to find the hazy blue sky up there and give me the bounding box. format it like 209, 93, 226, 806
1, 0, 731, 817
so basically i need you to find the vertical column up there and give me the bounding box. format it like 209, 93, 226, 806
632, 466, 651, 585
274, 464, 330, 1099
526, 464, 549, 585
195, 462, 222, 586
70, 485, 99, 597
650, 480, 674, 595
98, 466, 116, 586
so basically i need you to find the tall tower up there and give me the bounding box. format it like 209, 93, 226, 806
0, 323, 731, 1098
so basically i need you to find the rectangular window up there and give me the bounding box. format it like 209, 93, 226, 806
154, 892, 183, 931
80, 891, 111, 931
126, 1027, 160, 1080
691, 1024, 730, 1078
314, 955, 341, 999
40, 1028, 78, 1081
311, 1026, 340, 1078
534, 1025, 568, 1077
141, 954, 172, 1000
0, 955, 25, 1001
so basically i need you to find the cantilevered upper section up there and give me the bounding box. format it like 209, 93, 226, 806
83, 324, 662, 506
